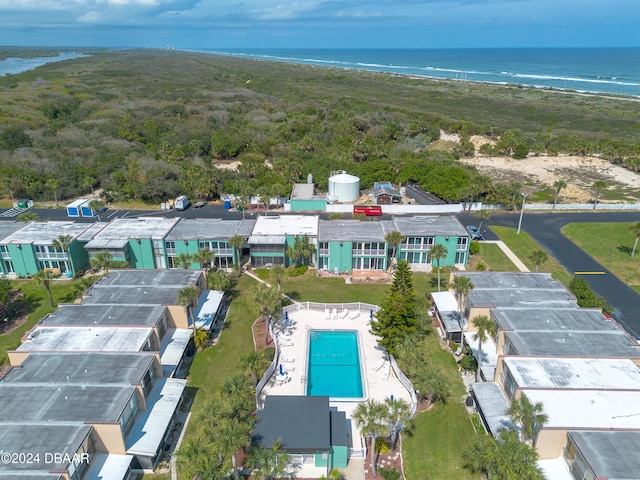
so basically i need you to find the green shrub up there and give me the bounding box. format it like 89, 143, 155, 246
513, 143, 529, 159
375, 437, 391, 454
459, 354, 477, 372
379, 468, 401, 480
287, 265, 308, 277
469, 241, 480, 255
476, 262, 486, 271
263, 346, 275, 361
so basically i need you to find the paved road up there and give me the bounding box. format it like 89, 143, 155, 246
460, 210, 640, 339
4, 205, 640, 337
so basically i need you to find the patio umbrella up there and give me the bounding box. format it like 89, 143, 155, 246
279, 364, 284, 375
285, 311, 289, 320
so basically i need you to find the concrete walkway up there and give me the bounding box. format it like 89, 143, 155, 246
243, 269, 299, 304
481, 240, 530, 272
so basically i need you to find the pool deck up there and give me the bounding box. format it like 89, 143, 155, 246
259, 304, 415, 459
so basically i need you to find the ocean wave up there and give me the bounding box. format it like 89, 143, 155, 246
510, 73, 638, 87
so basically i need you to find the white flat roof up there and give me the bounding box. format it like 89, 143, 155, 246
525, 390, 640, 430
86, 217, 179, 242
84, 453, 133, 480
195, 290, 224, 330
503, 357, 640, 390
160, 328, 191, 378
431, 291, 457, 312
464, 332, 498, 382
17, 326, 153, 353
126, 378, 186, 457
537, 457, 574, 480
252, 215, 319, 237
1, 221, 93, 245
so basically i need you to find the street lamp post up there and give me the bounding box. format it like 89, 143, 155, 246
517, 193, 527, 234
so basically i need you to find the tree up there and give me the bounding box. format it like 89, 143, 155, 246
630, 222, 640, 258
552, 179, 567, 210
384, 397, 411, 451
196, 248, 216, 271
175, 252, 195, 270
270, 264, 287, 292
451, 275, 474, 328
528, 249, 549, 272
385, 230, 406, 265
352, 400, 389, 477
592, 180, 608, 209
34, 269, 58, 307
246, 439, 290, 480
178, 285, 200, 338
412, 365, 449, 405
229, 235, 244, 270
0, 275, 12, 304
241, 351, 267, 386
370, 260, 417, 355
430, 243, 448, 292
286, 235, 315, 267
465, 429, 544, 480
507, 394, 548, 445
474, 209, 491, 231
45, 177, 60, 208
52, 234, 74, 276
216, 417, 254, 480
88, 199, 104, 221
194, 327, 209, 350
208, 269, 231, 291
90, 250, 113, 274
252, 283, 282, 344
472, 315, 495, 382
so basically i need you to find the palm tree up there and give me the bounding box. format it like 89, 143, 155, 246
465, 429, 544, 480
552, 179, 567, 210
88, 199, 104, 221
270, 264, 287, 292
352, 399, 389, 477
474, 209, 491, 231
252, 283, 282, 344
630, 222, 640, 258
194, 327, 209, 351
472, 315, 495, 382
241, 351, 267, 386
384, 397, 412, 451
52, 234, 74, 276
208, 269, 231, 290
91, 250, 113, 274
385, 230, 406, 265
430, 243, 448, 292
34, 269, 58, 307
175, 252, 195, 270
528, 249, 549, 272
592, 180, 608, 210
507, 394, 548, 445
216, 417, 253, 480
246, 439, 290, 480
228, 235, 244, 270
45, 177, 60, 208
196, 248, 216, 271
451, 275, 474, 326
178, 285, 200, 338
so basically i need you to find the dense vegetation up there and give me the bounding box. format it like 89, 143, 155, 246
1, 48, 639, 206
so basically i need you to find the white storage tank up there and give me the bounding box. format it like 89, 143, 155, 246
328, 171, 360, 203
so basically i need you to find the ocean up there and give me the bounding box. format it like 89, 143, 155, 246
200, 48, 640, 98
0, 52, 87, 76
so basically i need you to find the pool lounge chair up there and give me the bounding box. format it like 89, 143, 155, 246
325, 308, 331, 320
372, 359, 386, 372
332, 308, 338, 320
381, 363, 390, 381
349, 311, 360, 320
279, 340, 294, 347
283, 365, 295, 372
340, 309, 349, 320
281, 356, 295, 363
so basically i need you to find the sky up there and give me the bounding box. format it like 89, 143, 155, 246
1, 0, 639, 49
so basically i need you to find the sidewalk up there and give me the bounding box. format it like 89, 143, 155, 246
243, 269, 299, 304
481, 240, 530, 272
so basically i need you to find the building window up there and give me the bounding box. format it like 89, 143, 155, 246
455, 251, 466, 264
403, 237, 434, 250
165, 241, 176, 255
353, 242, 385, 256
564, 437, 596, 480
318, 242, 329, 256
3, 260, 14, 273
500, 365, 517, 400
457, 236, 468, 250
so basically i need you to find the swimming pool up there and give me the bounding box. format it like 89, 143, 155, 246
307, 330, 364, 398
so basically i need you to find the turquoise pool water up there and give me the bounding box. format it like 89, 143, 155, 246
307, 330, 364, 398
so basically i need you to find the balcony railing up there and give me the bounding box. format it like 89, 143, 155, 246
402, 244, 432, 251
352, 249, 387, 256
36, 252, 67, 260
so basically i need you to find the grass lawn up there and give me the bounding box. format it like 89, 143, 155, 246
477, 243, 519, 272
491, 226, 573, 286
0, 277, 83, 364
563, 222, 640, 294
181, 269, 479, 479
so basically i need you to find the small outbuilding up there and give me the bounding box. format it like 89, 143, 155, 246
253, 395, 350, 472
373, 182, 402, 205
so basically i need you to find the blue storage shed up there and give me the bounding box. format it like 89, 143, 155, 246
66, 199, 88, 218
